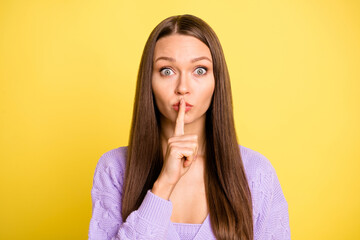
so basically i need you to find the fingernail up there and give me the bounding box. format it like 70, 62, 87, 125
180, 98, 184, 104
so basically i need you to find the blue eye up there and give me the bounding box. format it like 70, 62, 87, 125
159, 67, 207, 76
195, 67, 207, 75
160, 68, 174, 76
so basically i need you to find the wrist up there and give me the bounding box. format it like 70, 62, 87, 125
152, 178, 176, 200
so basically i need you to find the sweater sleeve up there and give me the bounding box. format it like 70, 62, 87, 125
254, 162, 291, 240
88, 150, 173, 240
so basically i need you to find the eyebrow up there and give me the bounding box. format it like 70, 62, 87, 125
154, 56, 212, 63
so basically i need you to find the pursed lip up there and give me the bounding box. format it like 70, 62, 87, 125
172, 101, 193, 107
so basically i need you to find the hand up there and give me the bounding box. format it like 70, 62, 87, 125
152, 97, 198, 199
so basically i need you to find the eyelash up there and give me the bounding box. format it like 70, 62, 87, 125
159, 66, 208, 76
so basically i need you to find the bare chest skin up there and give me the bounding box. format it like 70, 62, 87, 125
169, 156, 208, 224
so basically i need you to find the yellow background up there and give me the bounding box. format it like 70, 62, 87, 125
0, 0, 359, 239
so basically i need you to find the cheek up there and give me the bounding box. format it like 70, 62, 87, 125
152, 80, 162, 100
152, 83, 170, 109
201, 81, 215, 102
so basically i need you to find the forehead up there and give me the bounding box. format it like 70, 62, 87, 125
153, 34, 212, 61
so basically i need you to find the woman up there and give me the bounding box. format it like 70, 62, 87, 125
88, 14, 290, 240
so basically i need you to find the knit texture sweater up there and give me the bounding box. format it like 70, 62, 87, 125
88, 145, 291, 239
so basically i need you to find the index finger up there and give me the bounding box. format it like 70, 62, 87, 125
173, 98, 185, 136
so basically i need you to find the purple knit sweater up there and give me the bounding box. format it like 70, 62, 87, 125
88, 145, 291, 239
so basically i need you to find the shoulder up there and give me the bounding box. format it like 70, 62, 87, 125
238, 144, 285, 219
238, 145, 278, 202
238, 145, 290, 238
239, 144, 276, 181
96, 146, 128, 169
93, 146, 128, 186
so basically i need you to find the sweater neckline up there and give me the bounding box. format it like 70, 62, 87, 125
169, 214, 212, 240
171, 213, 209, 226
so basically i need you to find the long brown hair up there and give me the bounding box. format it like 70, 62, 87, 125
122, 14, 253, 240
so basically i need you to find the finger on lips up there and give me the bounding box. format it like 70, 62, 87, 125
171, 97, 199, 166
174, 97, 185, 137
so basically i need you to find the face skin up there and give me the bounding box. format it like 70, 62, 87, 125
152, 33, 215, 157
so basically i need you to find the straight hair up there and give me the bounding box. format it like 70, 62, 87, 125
122, 14, 253, 240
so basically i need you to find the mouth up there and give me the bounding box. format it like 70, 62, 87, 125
172, 101, 193, 107
172, 101, 193, 112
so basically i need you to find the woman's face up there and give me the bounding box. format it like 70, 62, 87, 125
152, 34, 215, 125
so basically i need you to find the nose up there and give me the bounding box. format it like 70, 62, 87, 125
175, 72, 190, 96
